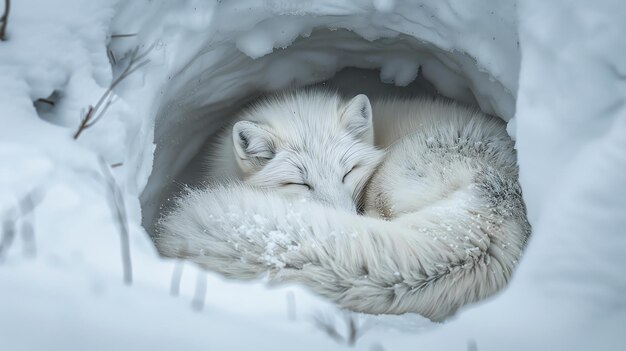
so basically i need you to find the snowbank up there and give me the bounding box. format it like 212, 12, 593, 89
0, 0, 624, 350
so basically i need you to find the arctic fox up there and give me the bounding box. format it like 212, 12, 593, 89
156, 94, 530, 322
206, 89, 384, 211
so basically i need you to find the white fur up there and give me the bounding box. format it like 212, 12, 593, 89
156, 95, 530, 322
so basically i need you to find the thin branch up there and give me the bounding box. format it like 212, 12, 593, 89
99, 159, 133, 285
117, 59, 150, 83
110, 33, 138, 39
313, 314, 344, 344
191, 270, 207, 311
36, 98, 55, 106
85, 95, 115, 128
170, 260, 184, 296
0, 188, 43, 261
107, 49, 117, 65
347, 316, 358, 346
73, 106, 95, 139
19, 194, 37, 257
313, 312, 364, 347
0, 216, 16, 262
286, 291, 296, 321
0, 0, 10, 41
74, 43, 154, 139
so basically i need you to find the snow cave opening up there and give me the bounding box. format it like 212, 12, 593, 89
140, 28, 517, 235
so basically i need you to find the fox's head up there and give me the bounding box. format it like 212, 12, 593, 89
231, 91, 383, 212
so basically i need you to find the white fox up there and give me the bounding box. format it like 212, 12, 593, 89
156, 93, 530, 322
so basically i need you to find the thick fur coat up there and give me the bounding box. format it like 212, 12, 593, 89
155, 92, 530, 322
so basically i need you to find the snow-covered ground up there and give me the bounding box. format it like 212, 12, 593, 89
1, 0, 624, 350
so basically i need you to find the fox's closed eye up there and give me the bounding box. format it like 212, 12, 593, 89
282, 182, 312, 190
342, 165, 358, 183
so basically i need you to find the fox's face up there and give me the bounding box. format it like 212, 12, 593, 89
232, 93, 383, 212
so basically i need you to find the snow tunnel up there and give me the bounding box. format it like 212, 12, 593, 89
125, 2, 522, 234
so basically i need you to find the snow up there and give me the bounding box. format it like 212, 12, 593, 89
1, 0, 625, 350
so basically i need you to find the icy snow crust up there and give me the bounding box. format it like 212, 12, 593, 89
0, 0, 624, 350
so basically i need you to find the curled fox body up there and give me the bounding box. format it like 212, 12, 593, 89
156, 91, 530, 321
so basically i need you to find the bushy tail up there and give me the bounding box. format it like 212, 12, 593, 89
155, 182, 529, 322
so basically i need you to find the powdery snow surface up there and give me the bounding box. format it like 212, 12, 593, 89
0, 0, 624, 350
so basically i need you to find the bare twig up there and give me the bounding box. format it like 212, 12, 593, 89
286, 291, 296, 321
347, 315, 358, 346
313, 312, 364, 347
170, 260, 184, 296
74, 106, 94, 139
0, 0, 10, 41
36, 98, 55, 106
313, 314, 344, 344
107, 49, 117, 65
19, 195, 37, 257
0, 188, 43, 261
74, 44, 154, 139
0, 216, 16, 262
191, 270, 207, 311
85, 94, 115, 128
111, 33, 138, 39
99, 159, 133, 285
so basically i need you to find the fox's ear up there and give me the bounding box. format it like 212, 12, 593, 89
232, 121, 276, 172
341, 94, 373, 143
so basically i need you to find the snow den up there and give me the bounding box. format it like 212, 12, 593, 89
134, 2, 521, 233
4, 0, 625, 349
